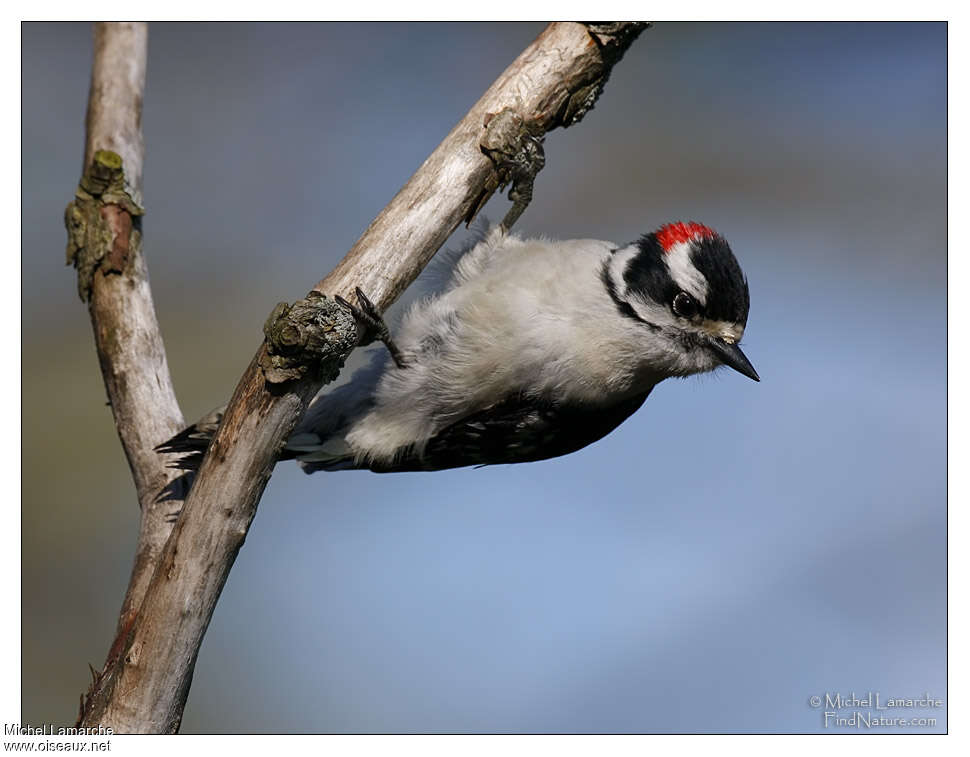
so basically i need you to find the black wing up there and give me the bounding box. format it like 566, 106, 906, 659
365, 390, 652, 473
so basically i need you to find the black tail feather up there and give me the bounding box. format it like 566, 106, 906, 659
155, 406, 225, 475
154, 425, 210, 459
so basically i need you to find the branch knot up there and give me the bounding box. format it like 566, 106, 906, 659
260, 291, 358, 385
470, 108, 546, 230
65, 150, 145, 302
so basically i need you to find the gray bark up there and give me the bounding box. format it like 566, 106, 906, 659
64, 22, 185, 700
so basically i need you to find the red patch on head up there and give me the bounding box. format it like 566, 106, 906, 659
656, 222, 718, 253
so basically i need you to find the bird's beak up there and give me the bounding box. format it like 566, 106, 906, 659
708, 338, 760, 382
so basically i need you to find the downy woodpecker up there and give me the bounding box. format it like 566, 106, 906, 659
159, 222, 757, 474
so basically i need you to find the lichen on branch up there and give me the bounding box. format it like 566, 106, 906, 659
260, 291, 358, 385
65, 149, 144, 302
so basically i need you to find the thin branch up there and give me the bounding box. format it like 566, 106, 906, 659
80, 21, 648, 733
64, 20, 185, 708
314, 22, 647, 307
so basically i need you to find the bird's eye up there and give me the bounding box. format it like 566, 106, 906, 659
672, 291, 698, 318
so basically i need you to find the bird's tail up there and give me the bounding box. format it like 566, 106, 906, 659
154, 406, 226, 471
155, 350, 387, 480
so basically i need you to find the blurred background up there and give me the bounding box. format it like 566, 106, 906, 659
22, 22, 945, 733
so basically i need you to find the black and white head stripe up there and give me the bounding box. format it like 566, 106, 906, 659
604, 222, 750, 330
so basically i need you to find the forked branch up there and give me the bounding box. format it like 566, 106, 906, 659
75, 21, 648, 732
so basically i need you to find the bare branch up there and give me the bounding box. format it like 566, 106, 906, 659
81, 21, 648, 733
315, 22, 647, 308
65, 21, 185, 716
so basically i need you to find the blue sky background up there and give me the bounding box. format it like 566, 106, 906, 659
21, 22, 946, 733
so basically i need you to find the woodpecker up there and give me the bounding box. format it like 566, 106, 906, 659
159, 222, 757, 474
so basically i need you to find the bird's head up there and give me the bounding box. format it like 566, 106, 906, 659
602, 221, 759, 382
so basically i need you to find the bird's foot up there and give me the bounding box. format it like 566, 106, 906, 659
335, 287, 408, 368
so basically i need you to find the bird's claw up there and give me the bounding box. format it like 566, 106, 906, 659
335, 287, 408, 368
